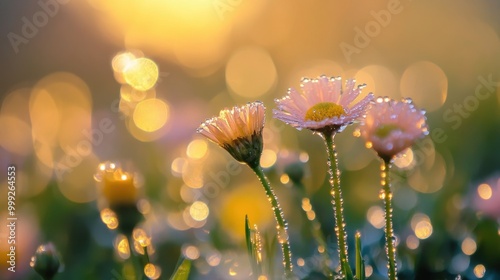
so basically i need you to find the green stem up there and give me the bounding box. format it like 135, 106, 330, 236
144, 246, 151, 264
252, 166, 294, 279
381, 160, 398, 280
323, 132, 352, 279
128, 236, 145, 280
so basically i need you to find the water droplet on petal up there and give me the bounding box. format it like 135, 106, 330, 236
403, 97, 413, 104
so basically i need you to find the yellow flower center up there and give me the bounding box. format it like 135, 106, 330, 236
304, 102, 345, 122
375, 124, 402, 138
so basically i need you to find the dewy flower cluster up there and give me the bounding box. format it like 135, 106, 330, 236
198, 75, 428, 280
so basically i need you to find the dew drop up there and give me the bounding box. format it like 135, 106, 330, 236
403, 97, 413, 104
379, 190, 386, 199
353, 128, 361, 137
277, 227, 289, 244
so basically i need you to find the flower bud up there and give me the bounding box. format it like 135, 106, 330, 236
30, 243, 61, 280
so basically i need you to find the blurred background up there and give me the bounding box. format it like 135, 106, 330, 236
1, 0, 500, 279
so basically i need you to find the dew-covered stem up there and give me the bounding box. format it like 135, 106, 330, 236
380, 160, 398, 280
322, 131, 352, 279
252, 166, 294, 279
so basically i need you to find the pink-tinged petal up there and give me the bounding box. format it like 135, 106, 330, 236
359, 97, 428, 159
198, 126, 217, 143
197, 101, 265, 148
346, 93, 374, 115
340, 82, 363, 107
288, 88, 311, 113
317, 75, 331, 101
274, 75, 372, 132
197, 102, 265, 166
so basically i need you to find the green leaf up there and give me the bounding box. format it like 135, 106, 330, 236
245, 215, 253, 259
344, 263, 355, 280
355, 231, 365, 280
169, 258, 191, 280
245, 215, 260, 279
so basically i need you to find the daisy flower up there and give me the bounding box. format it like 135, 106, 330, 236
95, 161, 138, 206
198, 101, 295, 278
360, 97, 428, 161
197, 101, 265, 168
94, 161, 143, 235
360, 97, 428, 280
274, 75, 373, 133
274, 75, 373, 278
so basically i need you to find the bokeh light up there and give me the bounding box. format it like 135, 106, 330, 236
226, 46, 277, 98
133, 228, 151, 247
406, 235, 420, 250
144, 263, 162, 280
339, 130, 374, 171
408, 151, 446, 194
115, 235, 130, 260
120, 85, 156, 104
367, 206, 385, 229
393, 148, 415, 169
461, 237, 477, 256
112, 51, 138, 74
477, 183, 492, 200
218, 183, 274, 241
400, 61, 448, 112
414, 220, 433, 240
182, 161, 204, 189
133, 98, 169, 132
100, 208, 119, 230
260, 149, 277, 168
123, 57, 159, 91
187, 139, 208, 159
189, 201, 210, 222
183, 245, 200, 260
411, 213, 433, 240
474, 264, 486, 278
354, 65, 399, 99
171, 157, 188, 177
0, 115, 32, 156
